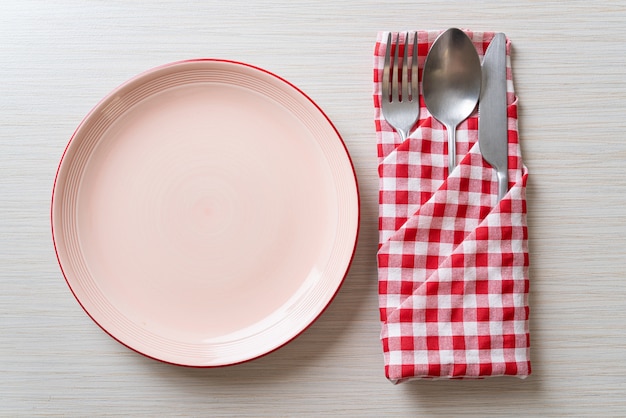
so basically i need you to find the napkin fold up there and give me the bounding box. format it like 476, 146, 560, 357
374, 31, 530, 383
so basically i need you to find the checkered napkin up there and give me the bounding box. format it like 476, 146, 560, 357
374, 31, 530, 383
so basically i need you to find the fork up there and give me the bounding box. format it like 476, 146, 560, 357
381, 32, 420, 142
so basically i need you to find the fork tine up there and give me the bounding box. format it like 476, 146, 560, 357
410, 32, 418, 101
380, 31, 420, 142
401, 32, 409, 102
382, 32, 391, 102
391, 33, 400, 102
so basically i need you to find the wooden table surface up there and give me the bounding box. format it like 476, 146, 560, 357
2, 1, 626, 416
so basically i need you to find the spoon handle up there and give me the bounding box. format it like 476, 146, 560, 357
446, 124, 456, 174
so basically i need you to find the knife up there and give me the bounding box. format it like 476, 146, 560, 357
478, 33, 508, 202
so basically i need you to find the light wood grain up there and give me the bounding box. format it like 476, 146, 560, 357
2, 0, 626, 416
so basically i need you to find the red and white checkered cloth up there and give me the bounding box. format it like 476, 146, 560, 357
374, 31, 530, 383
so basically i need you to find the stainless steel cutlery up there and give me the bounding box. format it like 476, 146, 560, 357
423, 28, 481, 174
381, 29, 509, 201
478, 33, 509, 201
381, 32, 419, 142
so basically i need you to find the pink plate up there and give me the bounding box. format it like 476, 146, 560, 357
52, 59, 359, 366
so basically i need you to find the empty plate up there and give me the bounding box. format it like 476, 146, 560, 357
52, 59, 359, 366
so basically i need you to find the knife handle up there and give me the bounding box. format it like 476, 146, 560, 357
497, 169, 509, 202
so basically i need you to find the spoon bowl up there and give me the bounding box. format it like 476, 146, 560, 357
423, 28, 482, 173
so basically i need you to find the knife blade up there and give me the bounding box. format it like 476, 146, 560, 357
478, 33, 508, 202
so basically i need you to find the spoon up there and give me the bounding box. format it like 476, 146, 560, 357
423, 28, 482, 174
